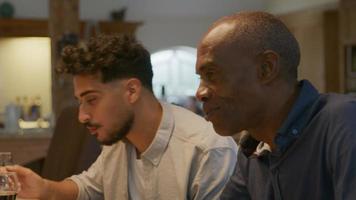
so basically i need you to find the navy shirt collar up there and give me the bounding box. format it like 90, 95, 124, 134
239, 80, 320, 157
274, 80, 319, 153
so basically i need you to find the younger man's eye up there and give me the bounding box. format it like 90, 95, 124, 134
86, 97, 98, 105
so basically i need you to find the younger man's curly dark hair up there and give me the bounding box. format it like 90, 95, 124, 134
58, 34, 154, 92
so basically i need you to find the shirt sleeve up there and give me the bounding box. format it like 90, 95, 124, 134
189, 146, 238, 200
220, 151, 251, 200
68, 150, 105, 200
328, 100, 356, 200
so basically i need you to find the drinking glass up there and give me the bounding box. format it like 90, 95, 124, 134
0, 171, 20, 200
0, 153, 13, 166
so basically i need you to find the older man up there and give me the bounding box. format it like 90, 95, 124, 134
195, 11, 356, 199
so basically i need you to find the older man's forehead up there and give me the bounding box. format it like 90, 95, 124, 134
201, 22, 235, 46
198, 25, 242, 59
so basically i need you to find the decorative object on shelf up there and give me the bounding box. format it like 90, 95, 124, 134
0, 1, 14, 18
18, 118, 50, 129
110, 7, 127, 21
4, 101, 21, 132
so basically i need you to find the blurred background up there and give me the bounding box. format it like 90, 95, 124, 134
1, 0, 352, 122
0, 0, 355, 179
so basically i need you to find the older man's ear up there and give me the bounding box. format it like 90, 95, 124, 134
258, 50, 280, 84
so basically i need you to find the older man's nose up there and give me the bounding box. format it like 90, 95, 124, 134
196, 83, 211, 102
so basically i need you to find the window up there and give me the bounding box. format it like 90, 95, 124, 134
151, 46, 202, 115
151, 46, 199, 101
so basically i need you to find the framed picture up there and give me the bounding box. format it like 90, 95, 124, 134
345, 45, 356, 78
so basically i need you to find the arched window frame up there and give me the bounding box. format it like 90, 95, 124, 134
151, 46, 199, 102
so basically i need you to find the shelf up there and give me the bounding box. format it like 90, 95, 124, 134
0, 18, 142, 37
0, 18, 48, 37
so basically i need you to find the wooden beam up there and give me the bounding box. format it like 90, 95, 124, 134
49, 0, 80, 119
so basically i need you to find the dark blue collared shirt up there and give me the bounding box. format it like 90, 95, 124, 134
221, 80, 356, 200
274, 80, 319, 154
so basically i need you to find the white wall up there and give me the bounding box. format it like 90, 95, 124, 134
6, 0, 48, 18
7, 0, 267, 51
126, 0, 266, 52
266, 0, 338, 14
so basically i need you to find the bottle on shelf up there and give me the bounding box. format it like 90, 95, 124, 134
21, 96, 30, 121
4, 98, 21, 132
29, 96, 41, 121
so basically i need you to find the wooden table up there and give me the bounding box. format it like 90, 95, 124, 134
0, 129, 52, 165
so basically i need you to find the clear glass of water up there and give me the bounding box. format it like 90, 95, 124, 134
0, 171, 20, 200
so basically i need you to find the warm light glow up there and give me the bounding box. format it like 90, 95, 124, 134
0, 37, 52, 118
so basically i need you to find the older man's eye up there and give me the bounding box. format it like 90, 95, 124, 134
205, 71, 215, 81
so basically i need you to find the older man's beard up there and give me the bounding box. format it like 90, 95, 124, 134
102, 112, 134, 146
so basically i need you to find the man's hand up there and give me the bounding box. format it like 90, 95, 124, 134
6, 165, 48, 199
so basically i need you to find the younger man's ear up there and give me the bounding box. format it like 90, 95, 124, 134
258, 50, 280, 84
125, 78, 142, 104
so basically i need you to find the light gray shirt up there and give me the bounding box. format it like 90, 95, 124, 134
70, 103, 238, 200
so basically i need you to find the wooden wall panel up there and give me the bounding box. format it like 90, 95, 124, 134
279, 10, 326, 92
324, 10, 340, 93
279, 7, 340, 93
49, 0, 80, 119
339, 0, 356, 93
